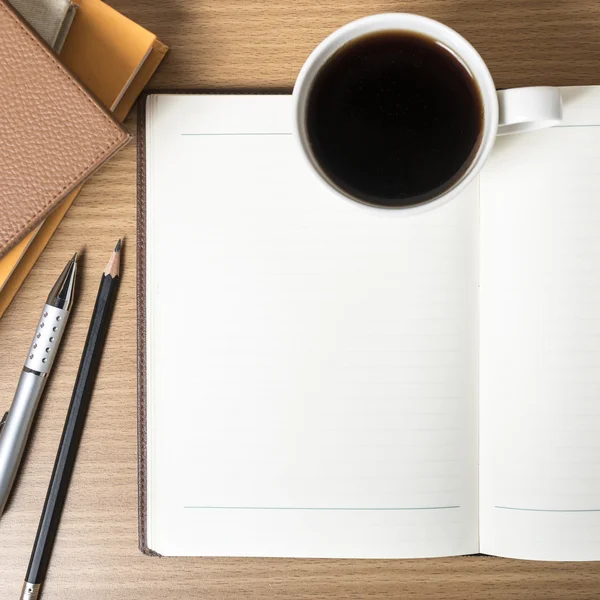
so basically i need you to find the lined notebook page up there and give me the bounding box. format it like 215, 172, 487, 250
480, 87, 600, 560
145, 95, 479, 557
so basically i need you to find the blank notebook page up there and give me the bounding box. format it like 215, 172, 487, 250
480, 87, 600, 560
145, 95, 479, 557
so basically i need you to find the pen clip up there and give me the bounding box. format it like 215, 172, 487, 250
0, 411, 7, 436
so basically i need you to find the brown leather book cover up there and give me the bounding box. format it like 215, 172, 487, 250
0, 0, 167, 319
137, 94, 150, 556
0, 0, 130, 258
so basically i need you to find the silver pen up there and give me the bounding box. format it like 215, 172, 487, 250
0, 253, 77, 518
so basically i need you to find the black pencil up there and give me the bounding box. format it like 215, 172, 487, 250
20, 241, 122, 600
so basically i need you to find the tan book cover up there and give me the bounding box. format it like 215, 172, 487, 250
0, 0, 130, 258
0, 0, 167, 318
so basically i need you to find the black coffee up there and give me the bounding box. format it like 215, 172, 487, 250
306, 31, 483, 207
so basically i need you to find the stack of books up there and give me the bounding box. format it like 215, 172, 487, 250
0, 0, 167, 319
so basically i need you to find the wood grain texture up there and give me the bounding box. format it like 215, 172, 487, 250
1, 0, 600, 597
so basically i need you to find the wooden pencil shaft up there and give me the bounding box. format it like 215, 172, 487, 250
25, 273, 120, 585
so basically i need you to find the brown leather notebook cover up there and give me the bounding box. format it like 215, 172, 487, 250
0, 0, 130, 258
0, 0, 167, 319
137, 93, 154, 556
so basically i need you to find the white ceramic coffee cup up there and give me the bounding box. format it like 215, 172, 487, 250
292, 14, 563, 214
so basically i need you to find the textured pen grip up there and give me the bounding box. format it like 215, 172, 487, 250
24, 304, 69, 374
0, 371, 47, 515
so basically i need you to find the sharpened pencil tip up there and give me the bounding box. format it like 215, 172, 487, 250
104, 240, 122, 277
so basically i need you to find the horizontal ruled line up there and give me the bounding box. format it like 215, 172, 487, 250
181, 132, 292, 136
555, 124, 600, 128
184, 505, 460, 511
495, 506, 600, 513
180, 126, 600, 136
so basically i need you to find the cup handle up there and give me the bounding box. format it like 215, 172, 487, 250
496, 86, 563, 136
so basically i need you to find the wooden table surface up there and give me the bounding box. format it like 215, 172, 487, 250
2, 0, 600, 597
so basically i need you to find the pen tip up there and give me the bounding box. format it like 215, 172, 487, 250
115, 239, 122, 252
71, 252, 78, 263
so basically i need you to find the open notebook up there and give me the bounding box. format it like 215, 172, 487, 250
138, 87, 600, 560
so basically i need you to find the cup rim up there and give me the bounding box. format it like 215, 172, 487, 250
292, 13, 499, 216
